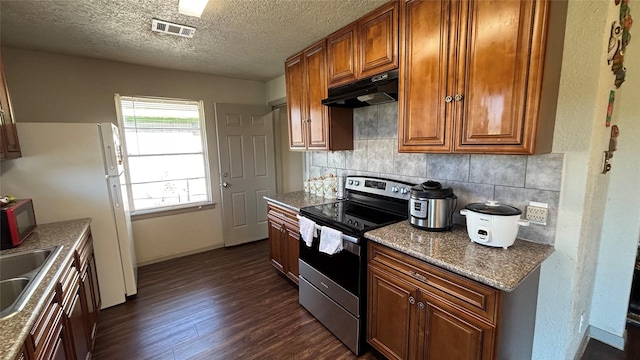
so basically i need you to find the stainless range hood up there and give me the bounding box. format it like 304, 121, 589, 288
322, 70, 398, 108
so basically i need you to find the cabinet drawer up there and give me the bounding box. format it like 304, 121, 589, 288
57, 258, 80, 314
267, 203, 299, 226
27, 291, 62, 359
369, 242, 499, 323
75, 232, 92, 271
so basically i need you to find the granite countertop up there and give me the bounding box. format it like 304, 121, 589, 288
365, 221, 554, 292
264, 190, 338, 211
0, 218, 92, 360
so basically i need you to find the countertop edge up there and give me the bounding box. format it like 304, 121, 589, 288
263, 196, 300, 212
0, 218, 92, 360
364, 224, 554, 292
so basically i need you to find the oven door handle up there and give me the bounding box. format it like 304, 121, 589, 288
313, 224, 360, 244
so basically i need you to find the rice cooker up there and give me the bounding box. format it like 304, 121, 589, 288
460, 201, 530, 249
409, 181, 457, 231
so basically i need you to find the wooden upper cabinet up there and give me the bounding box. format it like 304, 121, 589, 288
327, 1, 399, 88
285, 40, 353, 151
358, 1, 399, 79
285, 54, 306, 150
399, 0, 558, 154
304, 41, 330, 149
327, 23, 358, 88
0, 57, 21, 159
398, 0, 452, 152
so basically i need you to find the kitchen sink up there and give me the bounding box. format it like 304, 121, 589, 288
0, 246, 62, 318
0, 278, 30, 313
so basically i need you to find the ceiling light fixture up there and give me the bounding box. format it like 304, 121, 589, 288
178, 0, 209, 18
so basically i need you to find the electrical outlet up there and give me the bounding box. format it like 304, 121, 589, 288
526, 201, 548, 225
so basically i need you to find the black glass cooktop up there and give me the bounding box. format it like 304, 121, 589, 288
299, 200, 407, 235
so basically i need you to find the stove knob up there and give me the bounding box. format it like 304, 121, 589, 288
347, 219, 353, 224
347, 180, 354, 185
400, 187, 408, 194
391, 186, 399, 193
354, 180, 360, 186
353, 221, 359, 227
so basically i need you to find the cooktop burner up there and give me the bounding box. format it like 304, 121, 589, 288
299, 176, 414, 235
300, 201, 406, 233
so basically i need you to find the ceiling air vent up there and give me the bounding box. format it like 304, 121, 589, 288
151, 19, 196, 38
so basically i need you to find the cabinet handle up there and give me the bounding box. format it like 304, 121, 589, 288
454, 94, 464, 101
445, 96, 453, 103
409, 296, 415, 305
410, 270, 427, 282
418, 302, 425, 309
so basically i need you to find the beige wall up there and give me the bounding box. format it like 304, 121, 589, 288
265, 75, 286, 104
2, 47, 268, 265
278, 106, 303, 193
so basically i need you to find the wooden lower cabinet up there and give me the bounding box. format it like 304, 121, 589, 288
22, 230, 101, 360
368, 242, 540, 360
367, 265, 415, 360
418, 294, 494, 360
267, 202, 300, 284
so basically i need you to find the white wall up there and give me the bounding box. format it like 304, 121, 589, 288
278, 106, 303, 193
589, 13, 640, 347
2, 47, 268, 265
266, 75, 286, 104
533, 1, 633, 358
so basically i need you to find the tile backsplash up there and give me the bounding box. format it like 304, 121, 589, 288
305, 102, 563, 245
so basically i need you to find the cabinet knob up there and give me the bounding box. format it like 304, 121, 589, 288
454, 94, 464, 101
418, 302, 425, 309
409, 296, 415, 305
445, 96, 453, 103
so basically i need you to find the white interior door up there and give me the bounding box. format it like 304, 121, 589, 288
215, 103, 274, 247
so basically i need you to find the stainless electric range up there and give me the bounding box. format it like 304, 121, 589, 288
298, 175, 413, 355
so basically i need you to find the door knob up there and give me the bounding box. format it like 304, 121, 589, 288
409, 296, 415, 305
454, 94, 464, 101
222, 181, 230, 188
445, 96, 453, 103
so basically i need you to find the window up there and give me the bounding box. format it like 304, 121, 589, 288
115, 95, 211, 213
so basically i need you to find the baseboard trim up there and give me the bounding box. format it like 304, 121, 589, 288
573, 328, 591, 360
138, 243, 224, 266
588, 325, 626, 350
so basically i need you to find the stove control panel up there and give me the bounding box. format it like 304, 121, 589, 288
345, 176, 413, 200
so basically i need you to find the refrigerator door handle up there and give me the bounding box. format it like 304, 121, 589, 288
106, 144, 116, 172
111, 183, 122, 208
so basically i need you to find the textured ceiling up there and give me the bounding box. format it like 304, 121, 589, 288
0, 0, 389, 81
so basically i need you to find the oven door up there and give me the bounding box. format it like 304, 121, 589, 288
298, 225, 363, 298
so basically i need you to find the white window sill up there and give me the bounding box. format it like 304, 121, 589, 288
131, 202, 217, 221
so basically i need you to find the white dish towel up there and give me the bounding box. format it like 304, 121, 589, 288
297, 215, 316, 247
319, 226, 343, 255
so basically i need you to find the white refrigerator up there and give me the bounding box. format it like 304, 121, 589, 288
0, 122, 138, 308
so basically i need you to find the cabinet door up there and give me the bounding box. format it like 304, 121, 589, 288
398, 0, 454, 152
285, 53, 307, 150
327, 23, 358, 88
284, 220, 300, 284
367, 265, 417, 360
0, 57, 21, 159
82, 259, 99, 349
358, 1, 399, 79
453, 0, 545, 153
419, 294, 495, 360
68, 293, 90, 360
304, 40, 329, 150
267, 214, 286, 274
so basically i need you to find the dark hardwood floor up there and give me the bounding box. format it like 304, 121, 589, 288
93, 239, 638, 360
92, 240, 378, 360
581, 322, 640, 360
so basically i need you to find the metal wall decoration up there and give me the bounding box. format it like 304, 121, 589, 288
606, 90, 615, 127
609, 0, 633, 88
